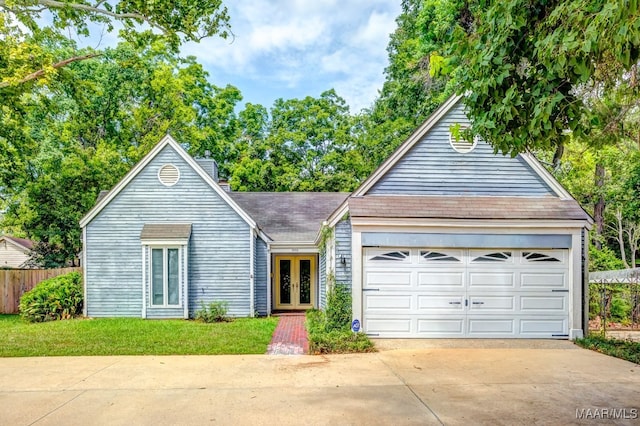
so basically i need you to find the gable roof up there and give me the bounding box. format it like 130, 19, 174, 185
79, 135, 258, 230
0, 236, 34, 251
353, 94, 572, 198
326, 94, 591, 227
230, 192, 349, 242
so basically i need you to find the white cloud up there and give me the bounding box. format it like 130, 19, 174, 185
75, 0, 402, 112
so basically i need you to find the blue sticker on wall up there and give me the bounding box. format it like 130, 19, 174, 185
351, 319, 360, 332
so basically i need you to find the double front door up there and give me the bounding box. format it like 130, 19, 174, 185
274, 255, 315, 310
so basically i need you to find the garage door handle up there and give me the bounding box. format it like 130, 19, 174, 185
363, 288, 379, 292
472, 301, 484, 305
448, 301, 461, 305
551, 289, 569, 292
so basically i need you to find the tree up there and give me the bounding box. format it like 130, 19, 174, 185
1, 40, 244, 266
230, 90, 361, 192
450, 0, 640, 158
0, 0, 230, 88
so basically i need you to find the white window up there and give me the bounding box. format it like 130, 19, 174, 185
151, 247, 181, 306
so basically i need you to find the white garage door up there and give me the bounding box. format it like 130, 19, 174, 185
363, 248, 570, 338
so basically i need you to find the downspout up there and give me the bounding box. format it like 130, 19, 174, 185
141, 246, 146, 319
267, 243, 272, 316
249, 228, 255, 317
82, 227, 88, 317
184, 243, 189, 319
582, 228, 589, 337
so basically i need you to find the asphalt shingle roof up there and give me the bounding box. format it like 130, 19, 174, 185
230, 192, 350, 242
140, 224, 192, 240
348, 195, 591, 221
2, 236, 34, 250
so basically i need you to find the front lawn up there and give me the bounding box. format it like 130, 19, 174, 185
575, 335, 640, 365
0, 314, 278, 357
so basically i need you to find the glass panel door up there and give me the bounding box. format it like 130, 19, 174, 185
274, 255, 315, 310
279, 259, 291, 305
299, 259, 311, 305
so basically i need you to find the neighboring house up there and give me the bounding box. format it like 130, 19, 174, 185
80, 95, 593, 339
0, 236, 34, 268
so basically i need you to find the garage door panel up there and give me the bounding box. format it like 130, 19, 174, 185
521, 273, 566, 289
468, 295, 515, 312
365, 318, 412, 334
364, 294, 412, 311
520, 318, 568, 336
467, 318, 515, 335
418, 272, 464, 288
468, 272, 515, 288
365, 271, 412, 288
417, 294, 465, 311
417, 318, 465, 335
363, 247, 570, 339
520, 295, 567, 312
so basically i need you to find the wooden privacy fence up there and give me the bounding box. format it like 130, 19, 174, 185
0, 267, 82, 314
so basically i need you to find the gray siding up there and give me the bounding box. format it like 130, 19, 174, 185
254, 237, 268, 316
319, 250, 327, 309
335, 219, 352, 289
85, 145, 252, 318
368, 101, 555, 196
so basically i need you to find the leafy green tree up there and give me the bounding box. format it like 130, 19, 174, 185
1, 40, 243, 266
450, 0, 640, 158
230, 90, 361, 192
0, 0, 230, 88
355, 0, 460, 176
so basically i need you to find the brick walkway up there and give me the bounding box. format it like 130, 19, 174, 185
266, 313, 309, 355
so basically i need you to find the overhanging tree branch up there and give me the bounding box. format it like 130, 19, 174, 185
0, 52, 101, 88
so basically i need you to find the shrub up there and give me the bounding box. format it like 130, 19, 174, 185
308, 329, 375, 354
610, 296, 632, 322
305, 283, 374, 354
19, 271, 83, 323
195, 301, 229, 323
325, 283, 352, 331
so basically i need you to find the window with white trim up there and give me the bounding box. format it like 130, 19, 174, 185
151, 247, 181, 306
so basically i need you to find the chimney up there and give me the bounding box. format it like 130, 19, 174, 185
195, 152, 219, 182
218, 179, 231, 192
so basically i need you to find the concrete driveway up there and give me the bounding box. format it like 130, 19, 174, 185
0, 340, 638, 425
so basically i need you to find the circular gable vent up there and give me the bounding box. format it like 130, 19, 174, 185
158, 164, 180, 186
449, 125, 478, 154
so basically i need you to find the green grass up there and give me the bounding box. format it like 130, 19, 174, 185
0, 314, 278, 357
576, 335, 640, 365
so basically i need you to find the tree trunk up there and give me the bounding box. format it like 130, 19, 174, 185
615, 208, 629, 268
594, 162, 606, 249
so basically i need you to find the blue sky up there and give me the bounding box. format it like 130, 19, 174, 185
72, 1, 401, 113
176, 1, 401, 113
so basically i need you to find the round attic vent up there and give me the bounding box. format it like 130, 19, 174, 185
158, 164, 180, 186
449, 126, 478, 154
